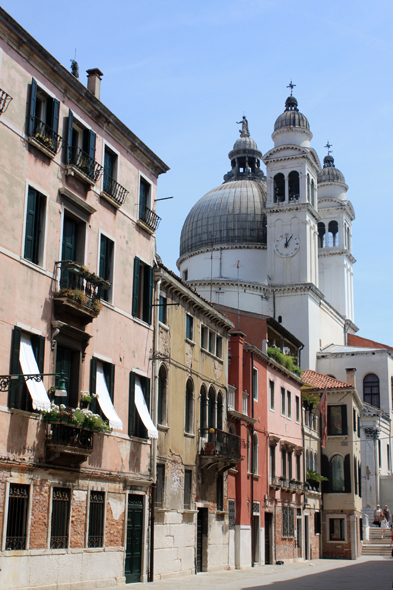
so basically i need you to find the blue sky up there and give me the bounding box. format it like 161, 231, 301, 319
2, 0, 392, 345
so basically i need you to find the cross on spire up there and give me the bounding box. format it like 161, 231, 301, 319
287, 80, 296, 95
324, 141, 333, 156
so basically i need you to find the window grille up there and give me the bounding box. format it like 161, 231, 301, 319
228, 499, 236, 530
6, 484, 29, 550
184, 469, 192, 510
50, 488, 70, 548
216, 474, 224, 511
282, 505, 294, 538
88, 491, 105, 547
156, 465, 165, 508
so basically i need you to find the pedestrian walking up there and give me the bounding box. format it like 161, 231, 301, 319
374, 504, 383, 527
383, 505, 391, 525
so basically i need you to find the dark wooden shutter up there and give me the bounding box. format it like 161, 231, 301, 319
34, 336, 45, 373
99, 235, 107, 279
52, 99, 60, 134
24, 188, 39, 263
29, 78, 37, 136
354, 456, 358, 495
321, 454, 330, 493
90, 357, 98, 414
344, 454, 351, 493
143, 265, 153, 324
353, 409, 356, 432
341, 405, 348, 436
128, 372, 136, 436
9, 327, 22, 408
67, 110, 73, 164
140, 377, 149, 439
132, 257, 140, 317
108, 363, 115, 402
88, 130, 96, 162
139, 179, 146, 219
358, 463, 362, 498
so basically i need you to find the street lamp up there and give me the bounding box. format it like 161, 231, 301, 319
0, 371, 68, 397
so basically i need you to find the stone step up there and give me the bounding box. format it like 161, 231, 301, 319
362, 547, 392, 556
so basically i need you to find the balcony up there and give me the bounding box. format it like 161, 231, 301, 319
28, 117, 62, 158
269, 475, 281, 490
46, 422, 93, 466
199, 428, 242, 472
137, 205, 161, 234
66, 146, 103, 186
101, 173, 129, 209
54, 261, 110, 325
0, 88, 12, 115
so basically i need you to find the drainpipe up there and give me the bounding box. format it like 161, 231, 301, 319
273, 291, 276, 321
149, 274, 161, 582
251, 351, 255, 566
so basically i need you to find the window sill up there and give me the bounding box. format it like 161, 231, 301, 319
269, 408, 275, 413
158, 424, 170, 432
185, 338, 195, 346
20, 257, 54, 278
247, 473, 260, 479
154, 507, 167, 513
184, 432, 195, 438
132, 315, 153, 330
159, 321, 169, 332
100, 190, 122, 210
201, 348, 223, 363
28, 136, 56, 159
65, 164, 96, 188
181, 509, 198, 514
216, 510, 227, 515
136, 219, 155, 235
228, 468, 238, 475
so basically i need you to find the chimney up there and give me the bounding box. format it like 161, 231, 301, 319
86, 68, 103, 100
345, 367, 357, 389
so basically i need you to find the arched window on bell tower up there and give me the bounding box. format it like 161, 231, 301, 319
328, 221, 339, 247
311, 179, 316, 208
288, 171, 300, 201
307, 174, 311, 203
318, 222, 326, 248
274, 173, 285, 203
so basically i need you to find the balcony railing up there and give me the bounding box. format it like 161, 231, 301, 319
47, 422, 93, 453
199, 428, 241, 464
139, 206, 161, 232
29, 117, 62, 155
102, 173, 129, 207
0, 89, 12, 115
67, 146, 103, 183
270, 475, 281, 488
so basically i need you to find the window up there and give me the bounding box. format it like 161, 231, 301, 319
216, 473, 224, 511
200, 384, 207, 429
157, 365, 167, 426
56, 344, 80, 408
314, 512, 321, 535
288, 170, 299, 201
28, 78, 60, 154
183, 269, 188, 281
184, 469, 192, 509
282, 505, 295, 538
208, 386, 216, 429
287, 390, 291, 419
327, 405, 348, 436
318, 222, 326, 248
139, 177, 152, 221
132, 257, 153, 324
201, 326, 208, 349
314, 451, 318, 474
288, 451, 293, 480
274, 173, 285, 202
89, 358, 115, 418
363, 374, 380, 408
185, 378, 194, 433
253, 368, 258, 401
50, 488, 70, 549
269, 381, 275, 410
186, 314, 193, 341
281, 387, 285, 416
99, 234, 114, 303
201, 325, 222, 358
307, 174, 311, 203
329, 517, 345, 541
208, 330, 216, 353
281, 450, 287, 478
217, 392, 223, 430
9, 327, 45, 411
88, 491, 105, 547
270, 445, 276, 481
216, 336, 223, 359
159, 295, 167, 324
252, 433, 258, 474
156, 464, 165, 508
66, 110, 100, 183
129, 373, 151, 439
330, 454, 345, 492
328, 220, 339, 247
60, 211, 86, 288
296, 453, 301, 481
295, 395, 300, 422
311, 179, 316, 208
24, 186, 46, 266
354, 456, 358, 494
6, 484, 30, 550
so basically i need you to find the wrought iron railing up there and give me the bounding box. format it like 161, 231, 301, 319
102, 173, 129, 207
30, 117, 62, 154
5, 484, 29, 550
199, 428, 241, 462
140, 205, 161, 232
55, 260, 110, 313
47, 422, 93, 451
0, 89, 13, 115
67, 146, 103, 182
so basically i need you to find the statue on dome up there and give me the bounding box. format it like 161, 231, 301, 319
236, 116, 250, 138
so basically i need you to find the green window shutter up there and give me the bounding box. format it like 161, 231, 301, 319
128, 372, 136, 436
139, 180, 147, 219
147, 266, 153, 325
185, 387, 190, 433
344, 454, 351, 493
108, 363, 115, 402
341, 405, 348, 435
99, 235, 108, 279
29, 78, 37, 136
88, 130, 96, 162
132, 257, 140, 317
357, 416, 360, 437
321, 454, 330, 493
35, 336, 45, 373
142, 265, 153, 324
9, 327, 22, 409
358, 463, 362, 498
52, 99, 60, 134
24, 188, 38, 262
90, 357, 98, 414
67, 109, 73, 164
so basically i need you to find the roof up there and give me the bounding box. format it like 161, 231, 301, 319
302, 370, 353, 391
318, 344, 391, 355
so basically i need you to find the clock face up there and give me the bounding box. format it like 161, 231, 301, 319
274, 233, 300, 258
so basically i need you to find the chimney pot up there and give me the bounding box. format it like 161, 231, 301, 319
86, 68, 103, 100
345, 367, 357, 389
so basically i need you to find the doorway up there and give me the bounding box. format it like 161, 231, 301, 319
196, 508, 208, 573
264, 512, 272, 564
125, 495, 143, 583
296, 517, 302, 558
252, 514, 259, 564
304, 515, 309, 560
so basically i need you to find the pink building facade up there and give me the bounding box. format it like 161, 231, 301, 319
0, 8, 168, 589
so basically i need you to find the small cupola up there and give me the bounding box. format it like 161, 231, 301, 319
272, 82, 312, 147
224, 117, 265, 183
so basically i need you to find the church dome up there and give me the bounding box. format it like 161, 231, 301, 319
232, 136, 259, 152
274, 95, 310, 132
179, 180, 267, 257
318, 154, 346, 185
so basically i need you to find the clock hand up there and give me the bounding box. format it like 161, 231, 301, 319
286, 234, 293, 247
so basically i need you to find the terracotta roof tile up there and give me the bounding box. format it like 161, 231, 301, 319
302, 370, 352, 391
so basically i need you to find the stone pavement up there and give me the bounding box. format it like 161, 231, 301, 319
106, 556, 392, 590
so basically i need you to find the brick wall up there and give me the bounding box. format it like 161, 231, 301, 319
275, 505, 297, 561
106, 493, 125, 547
29, 479, 49, 548
322, 509, 359, 559
307, 509, 321, 560
70, 489, 87, 548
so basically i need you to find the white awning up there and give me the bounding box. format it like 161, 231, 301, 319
96, 362, 123, 430
19, 335, 51, 412
135, 376, 158, 439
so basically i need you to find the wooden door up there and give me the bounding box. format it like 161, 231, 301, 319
125, 495, 143, 583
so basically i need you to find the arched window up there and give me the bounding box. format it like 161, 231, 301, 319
306, 449, 310, 471
307, 174, 311, 202
208, 386, 216, 429
288, 171, 300, 201
311, 179, 315, 208
158, 364, 167, 425
185, 378, 194, 433
217, 391, 223, 431
318, 222, 326, 248
252, 433, 258, 474
274, 173, 285, 203
363, 374, 380, 408
247, 431, 251, 471
328, 220, 339, 247
200, 384, 207, 430
330, 454, 345, 492
314, 452, 318, 474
